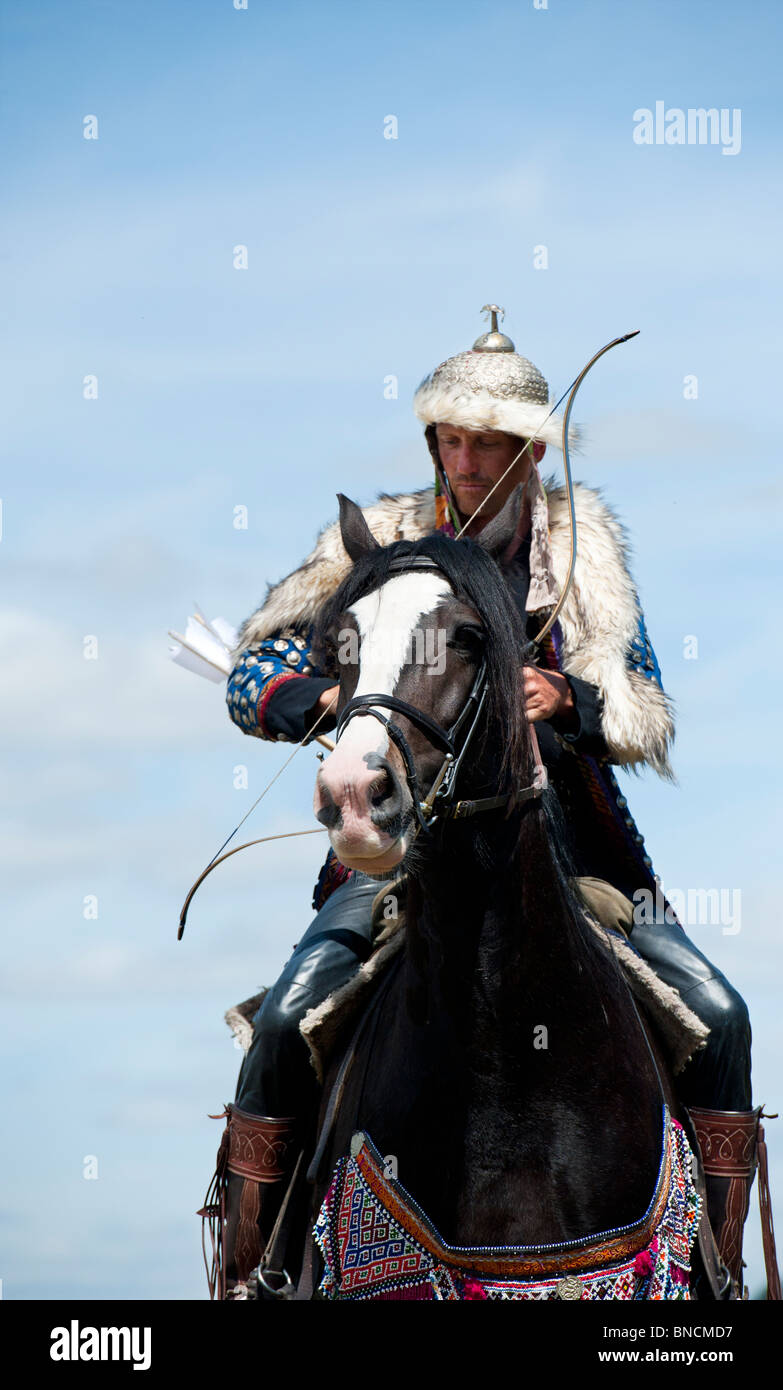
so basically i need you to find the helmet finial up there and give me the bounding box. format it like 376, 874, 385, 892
474, 304, 515, 353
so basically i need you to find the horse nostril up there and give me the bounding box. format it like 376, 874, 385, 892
369, 770, 393, 808
366, 759, 404, 830
315, 789, 342, 830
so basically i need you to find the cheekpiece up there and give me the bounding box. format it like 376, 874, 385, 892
414, 304, 575, 452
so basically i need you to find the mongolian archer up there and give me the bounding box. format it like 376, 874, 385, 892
182, 307, 777, 1301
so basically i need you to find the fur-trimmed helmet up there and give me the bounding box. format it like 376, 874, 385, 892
414, 305, 569, 451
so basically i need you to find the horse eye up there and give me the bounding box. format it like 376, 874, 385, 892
448, 624, 485, 654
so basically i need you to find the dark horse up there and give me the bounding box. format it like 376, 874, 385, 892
290, 492, 706, 1300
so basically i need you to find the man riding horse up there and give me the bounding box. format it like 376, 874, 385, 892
210, 307, 756, 1297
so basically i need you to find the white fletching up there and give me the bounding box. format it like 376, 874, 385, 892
168, 609, 238, 684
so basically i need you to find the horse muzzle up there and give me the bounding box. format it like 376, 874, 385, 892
313, 751, 415, 872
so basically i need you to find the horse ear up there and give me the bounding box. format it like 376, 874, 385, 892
474, 484, 525, 564
337, 494, 382, 562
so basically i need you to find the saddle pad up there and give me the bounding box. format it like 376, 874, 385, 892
313, 1110, 701, 1301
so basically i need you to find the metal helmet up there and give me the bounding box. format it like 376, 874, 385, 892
413, 305, 571, 451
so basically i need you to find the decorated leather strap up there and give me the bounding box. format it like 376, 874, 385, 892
757, 1120, 782, 1300
688, 1106, 762, 1292
227, 1108, 298, 1292
199, 1106, 298, 1299
233, 1176, 262, 1285
226, 1105, 298, 1182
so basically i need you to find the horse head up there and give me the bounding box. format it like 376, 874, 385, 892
311, 488, 533, 874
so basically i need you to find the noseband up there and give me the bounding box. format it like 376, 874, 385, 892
333, 555, 547, 831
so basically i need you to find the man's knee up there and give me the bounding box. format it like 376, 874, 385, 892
629, 920, 752, 1109
252, 979, 313, 1061
236, 980, 320, 1115
681, 973, 751, 1050
235, 884, 380, 1113
678, 976, 752, 1112
235, 871, 385, 1115
629, 921, 745, 1033
248, 932, 365, 1070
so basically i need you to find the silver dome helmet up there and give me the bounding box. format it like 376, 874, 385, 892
413, 305, 575, 452
416, 306, 563, 615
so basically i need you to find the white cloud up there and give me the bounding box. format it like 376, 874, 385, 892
0, 607, 229, 746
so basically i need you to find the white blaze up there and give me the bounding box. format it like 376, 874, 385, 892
335, 572, 451, 763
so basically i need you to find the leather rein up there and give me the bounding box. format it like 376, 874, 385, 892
333, 555, 548, 832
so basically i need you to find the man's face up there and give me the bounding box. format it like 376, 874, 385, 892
435, 424, 545, 528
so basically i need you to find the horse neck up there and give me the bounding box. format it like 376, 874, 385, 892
402, 796, 663, 1132
404, 804, 570, 1024
394, 807, 665, 1243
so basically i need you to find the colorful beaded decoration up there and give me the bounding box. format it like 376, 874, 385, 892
314, 1109, 701, 1301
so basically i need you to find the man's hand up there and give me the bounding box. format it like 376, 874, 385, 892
314, 685, 340, 722
522, 665, 576, 728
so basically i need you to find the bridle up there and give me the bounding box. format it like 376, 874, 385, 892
333, 555, 547, 833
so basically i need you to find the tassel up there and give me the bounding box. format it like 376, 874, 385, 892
462, 1278, 488, 1300
757, 1122, 782, 1300
197, 1114, 231, 1301
633, 1248, 654, 1278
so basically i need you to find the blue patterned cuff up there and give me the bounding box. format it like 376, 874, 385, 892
226, 626, 321, 736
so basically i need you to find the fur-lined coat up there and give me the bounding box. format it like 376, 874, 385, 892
234, 481, 674, 779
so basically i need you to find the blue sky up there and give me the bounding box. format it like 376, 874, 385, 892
2, 0, 781, 1298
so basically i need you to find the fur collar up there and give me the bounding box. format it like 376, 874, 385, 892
235, 481, 674, 778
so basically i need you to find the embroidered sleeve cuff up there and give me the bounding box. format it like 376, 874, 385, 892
226, 628, 325, 739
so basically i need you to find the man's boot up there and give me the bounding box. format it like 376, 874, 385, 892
199, 1104, 299, 1300
687, 1106, 761, 1297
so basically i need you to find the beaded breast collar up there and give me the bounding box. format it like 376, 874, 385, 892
314, 1107, 701, 1301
